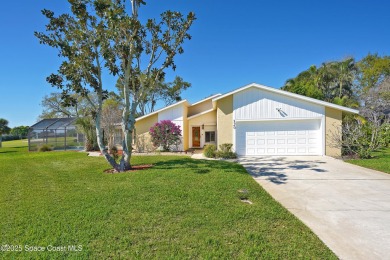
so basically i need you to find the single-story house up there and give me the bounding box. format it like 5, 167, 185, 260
134, 83, 359, 157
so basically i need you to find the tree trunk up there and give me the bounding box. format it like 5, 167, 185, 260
0, 135, 2, 148
119, 85, 134, 171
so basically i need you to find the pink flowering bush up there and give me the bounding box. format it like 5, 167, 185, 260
149, 120, 182, 151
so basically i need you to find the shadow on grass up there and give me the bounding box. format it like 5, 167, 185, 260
0, 151, 18, 154
154, 158, 247, 175
238, 157, 328, 185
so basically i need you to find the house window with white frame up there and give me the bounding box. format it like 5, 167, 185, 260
205, 131, 215, 143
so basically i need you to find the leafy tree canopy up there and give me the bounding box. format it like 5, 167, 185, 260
35, 0, 195, 172
282, 57, 359, 107
0, 118, 11, 148
10, 126, 29, 139
0, 119, 10, 135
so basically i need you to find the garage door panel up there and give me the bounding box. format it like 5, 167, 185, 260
247, 139, 255, 145
257, 148, 265, 154
236, 120, 322, 156
287, 139, 296, 144
257, 139, 265, 145
247, 148, 255, 155
267, 139, 275, 144
288, 148, 297, 154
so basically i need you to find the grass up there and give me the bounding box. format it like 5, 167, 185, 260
345, 147, 390, 174
0, 140, 336, 259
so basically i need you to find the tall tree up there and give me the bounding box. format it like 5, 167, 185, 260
35, 0, 195, 172
282, 58, 358, 106
357, 53, 390, 95
137, 76, 191, 115
282, 65, 324, 100
39, 93, 77, 119
329, 57, 357, 98
0, 119, 11, 148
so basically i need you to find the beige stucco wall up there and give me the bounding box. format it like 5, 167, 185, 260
188, 99, 213, 117
134, 114, 158, 152
188, 110, 217, 148
216, 96, 233, 146
135, 113, 158, 135
325, 107, 342, 157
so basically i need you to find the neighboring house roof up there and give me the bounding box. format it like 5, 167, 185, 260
212, 82, 359, 114
136, 94, 222, 122
189, 93, 222, 107
187, 108, 215, 120
135, 100, 189, 122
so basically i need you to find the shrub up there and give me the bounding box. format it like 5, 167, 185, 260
149, 120, 181, 151
203, 144, 217, 158
1, 135, 20, 141
330, 117, 390, 158
219, 143, 233, 153
38, 144, 52, 152
215, 151, 237, 159
215, 143, 237, 159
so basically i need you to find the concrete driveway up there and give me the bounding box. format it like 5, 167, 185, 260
238, 156, 390, 260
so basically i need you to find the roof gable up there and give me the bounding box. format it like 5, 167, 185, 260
135, 100, 189, 122
213, 83, 359, 114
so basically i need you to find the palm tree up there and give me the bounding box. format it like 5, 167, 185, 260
332, 58, 357, 98
316, 62, 337, 102
0, 118, 11, 148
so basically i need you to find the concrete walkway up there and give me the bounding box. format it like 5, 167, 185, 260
238, 156, 390, 260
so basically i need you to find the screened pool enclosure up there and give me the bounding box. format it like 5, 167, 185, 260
28, 118, 85, 151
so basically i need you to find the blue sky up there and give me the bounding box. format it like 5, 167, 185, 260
1, 0, 389, 127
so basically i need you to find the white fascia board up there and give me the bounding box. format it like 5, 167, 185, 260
135, 100, 189, 122
190, 93, 222, 107
187, 108, 216, 120
235, 117, 323, 122
212, 82, 359, 114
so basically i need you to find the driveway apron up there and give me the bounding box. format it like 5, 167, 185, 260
239, 156, 390, 260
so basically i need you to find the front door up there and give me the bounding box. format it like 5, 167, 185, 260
192, 127, 201, 147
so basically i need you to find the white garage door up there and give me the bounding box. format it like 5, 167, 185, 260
235, 120, 322, 156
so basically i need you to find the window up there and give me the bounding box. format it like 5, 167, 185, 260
205, 131, 215, 142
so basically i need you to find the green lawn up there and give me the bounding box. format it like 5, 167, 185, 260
346, 147, 390, 174
0, 140, 336, 259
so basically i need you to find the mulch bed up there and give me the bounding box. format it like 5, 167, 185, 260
104, 164, 153, 174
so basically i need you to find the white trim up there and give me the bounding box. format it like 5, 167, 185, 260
213, 83, 359, 114
321, 115, 326, 156
235, 117, 323, 122
135, 100, 189, 121
232, 105, 236, 152
190, 93, 221, 107
187, 108, 216, 120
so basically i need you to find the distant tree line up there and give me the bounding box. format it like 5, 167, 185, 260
0, 119, 29, 146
